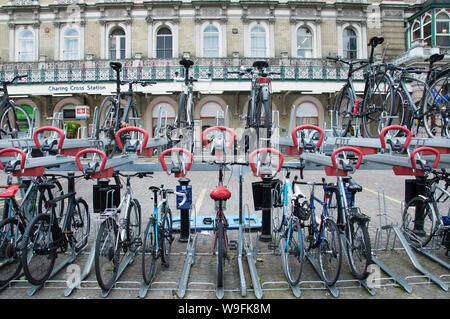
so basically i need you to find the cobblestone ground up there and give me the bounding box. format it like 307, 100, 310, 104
0, 168, 448, 300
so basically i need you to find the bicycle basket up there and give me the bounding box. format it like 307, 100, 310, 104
294, 200, 311, 221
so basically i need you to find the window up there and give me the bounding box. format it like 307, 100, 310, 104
250, 25, 267, 57
423, 15, 432, 46
297, 27, 313, 58
200, 102, 224, 132
63, 28, 79, 60
18, 29, 34, 62
296, 102, 319, 126
343, 28, 357, 59
109, 28, 126, 60
436, 11, 450, 47
412, 20, 421, 42
203, 25, 219, 57
152, 103, 175, 135
156, 28, 173, 58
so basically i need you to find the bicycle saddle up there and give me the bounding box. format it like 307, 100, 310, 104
253, 60, 269, 69
109, 61, 122, 71
368, 36, 384, 47
425, 53, 444, 64
345, 178, 362, 193
210, 185, 231, 201
179, 58, 194, 69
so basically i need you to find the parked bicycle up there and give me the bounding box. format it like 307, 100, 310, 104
142, 184, 186, 285
94, 61, 156, 157
0, 75, 33, 139
20, 173, 89, 286
329, 36, 394, 138
388, 54, 449, 138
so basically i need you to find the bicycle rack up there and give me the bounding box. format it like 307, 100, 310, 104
371, 188, 448, 292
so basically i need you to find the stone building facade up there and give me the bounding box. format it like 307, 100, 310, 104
0, 0, 448, 137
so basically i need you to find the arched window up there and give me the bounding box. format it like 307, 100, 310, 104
343, 28, 357, 59
423, 15, 432, 46
297, 27, 313, 58
200, 102, 224, 131
203, 25, 219, 57
250, 25, 267, 57
18, 29, 34, 62
436, 11, 450, 47
412, 20, 421, 42
156, 27, 173, 58
109, 28, 126, 60
296, 102, 319, 126
63, 28, 79, 60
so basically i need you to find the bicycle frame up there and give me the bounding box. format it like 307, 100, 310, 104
307, 183, 334, 248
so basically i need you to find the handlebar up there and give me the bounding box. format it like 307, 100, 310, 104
291, 124, 325, 151
1, 74, 28, 86
115, 126, 149, 153
33, 126, 65, 152
249, 148, 284, 177
202, 126, 236, 149
0, 148, 26, 171
327, 56, 369, 66
75, 148, 107, 173
379, 125, 412, 151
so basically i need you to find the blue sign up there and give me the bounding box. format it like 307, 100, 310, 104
176, 185, 192, 210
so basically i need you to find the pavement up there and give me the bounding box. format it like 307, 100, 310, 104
0, 167, 448, 300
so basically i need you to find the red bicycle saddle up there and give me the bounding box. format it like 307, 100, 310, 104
0, 185, 19, 198
210, 185, 231, 201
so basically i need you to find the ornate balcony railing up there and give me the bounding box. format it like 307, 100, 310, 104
0, 58, 365, 84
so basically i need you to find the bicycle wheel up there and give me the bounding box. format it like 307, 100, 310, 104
142, 217, 157, 285
318, 218, 342, 286
284, 218, 304, 286
0, 217, 24, 286
94, 96, 118, 157
126, 199, 141, 253
402, 196, 437, 248
0, 103, 32, 139
271, 187, 285, 234
94, 217, 120, 291
332, 85, 355, 137
161, 206, 173, 267
362, 72, 395, 138
423, 73, 449, 137
21, 214, 56, 286
37, 178, 64, 221
175, 92, 186, 128
70, 198, 90, 252
216, 220, 225, 289
388, 88, 409, 137
346, 218, 371, 280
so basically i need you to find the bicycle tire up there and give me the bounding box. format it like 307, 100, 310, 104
362, 71, 395, 138
142, 217, 157, 285
402, 196, 437, 248
126, 199, 141, 253
271, 188, 285, 234
0, 103, 32, 139
37, 178, 64, 221
161, 206, 173, 267
216, 220, 225, 289
94, 96, 118, 157
284, 218, 304, 286
21, 214, 56, 286
318, 218, 342, 286
70, 198, 90, 253
332, 85, 354, 137
423, 73, 449, 137
388, 88, 409, 137
175, 92, 186, 128
0, 217, 24, 286
94, 217, 120, 291
346, 217, 371, 280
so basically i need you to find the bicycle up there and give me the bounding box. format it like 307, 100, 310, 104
201, 125, 236, 294
0, 74, 33, 139
94, 61, 156, 157
402, 168, 449, 254
229, 61, 280, 131
388, 54, 449, 138
166, 58, 211, 152
328, 36, 395, 138
20, 173, 89, 286
141, 184, 186, 285
0, 149, 64, 287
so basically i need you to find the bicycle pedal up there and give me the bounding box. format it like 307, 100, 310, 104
228, 240, 237, 250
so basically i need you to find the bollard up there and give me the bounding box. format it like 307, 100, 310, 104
177, 177, 192, 243
259, 176, 273, 242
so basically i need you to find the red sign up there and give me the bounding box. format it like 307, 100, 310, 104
75, 105, 89, 120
